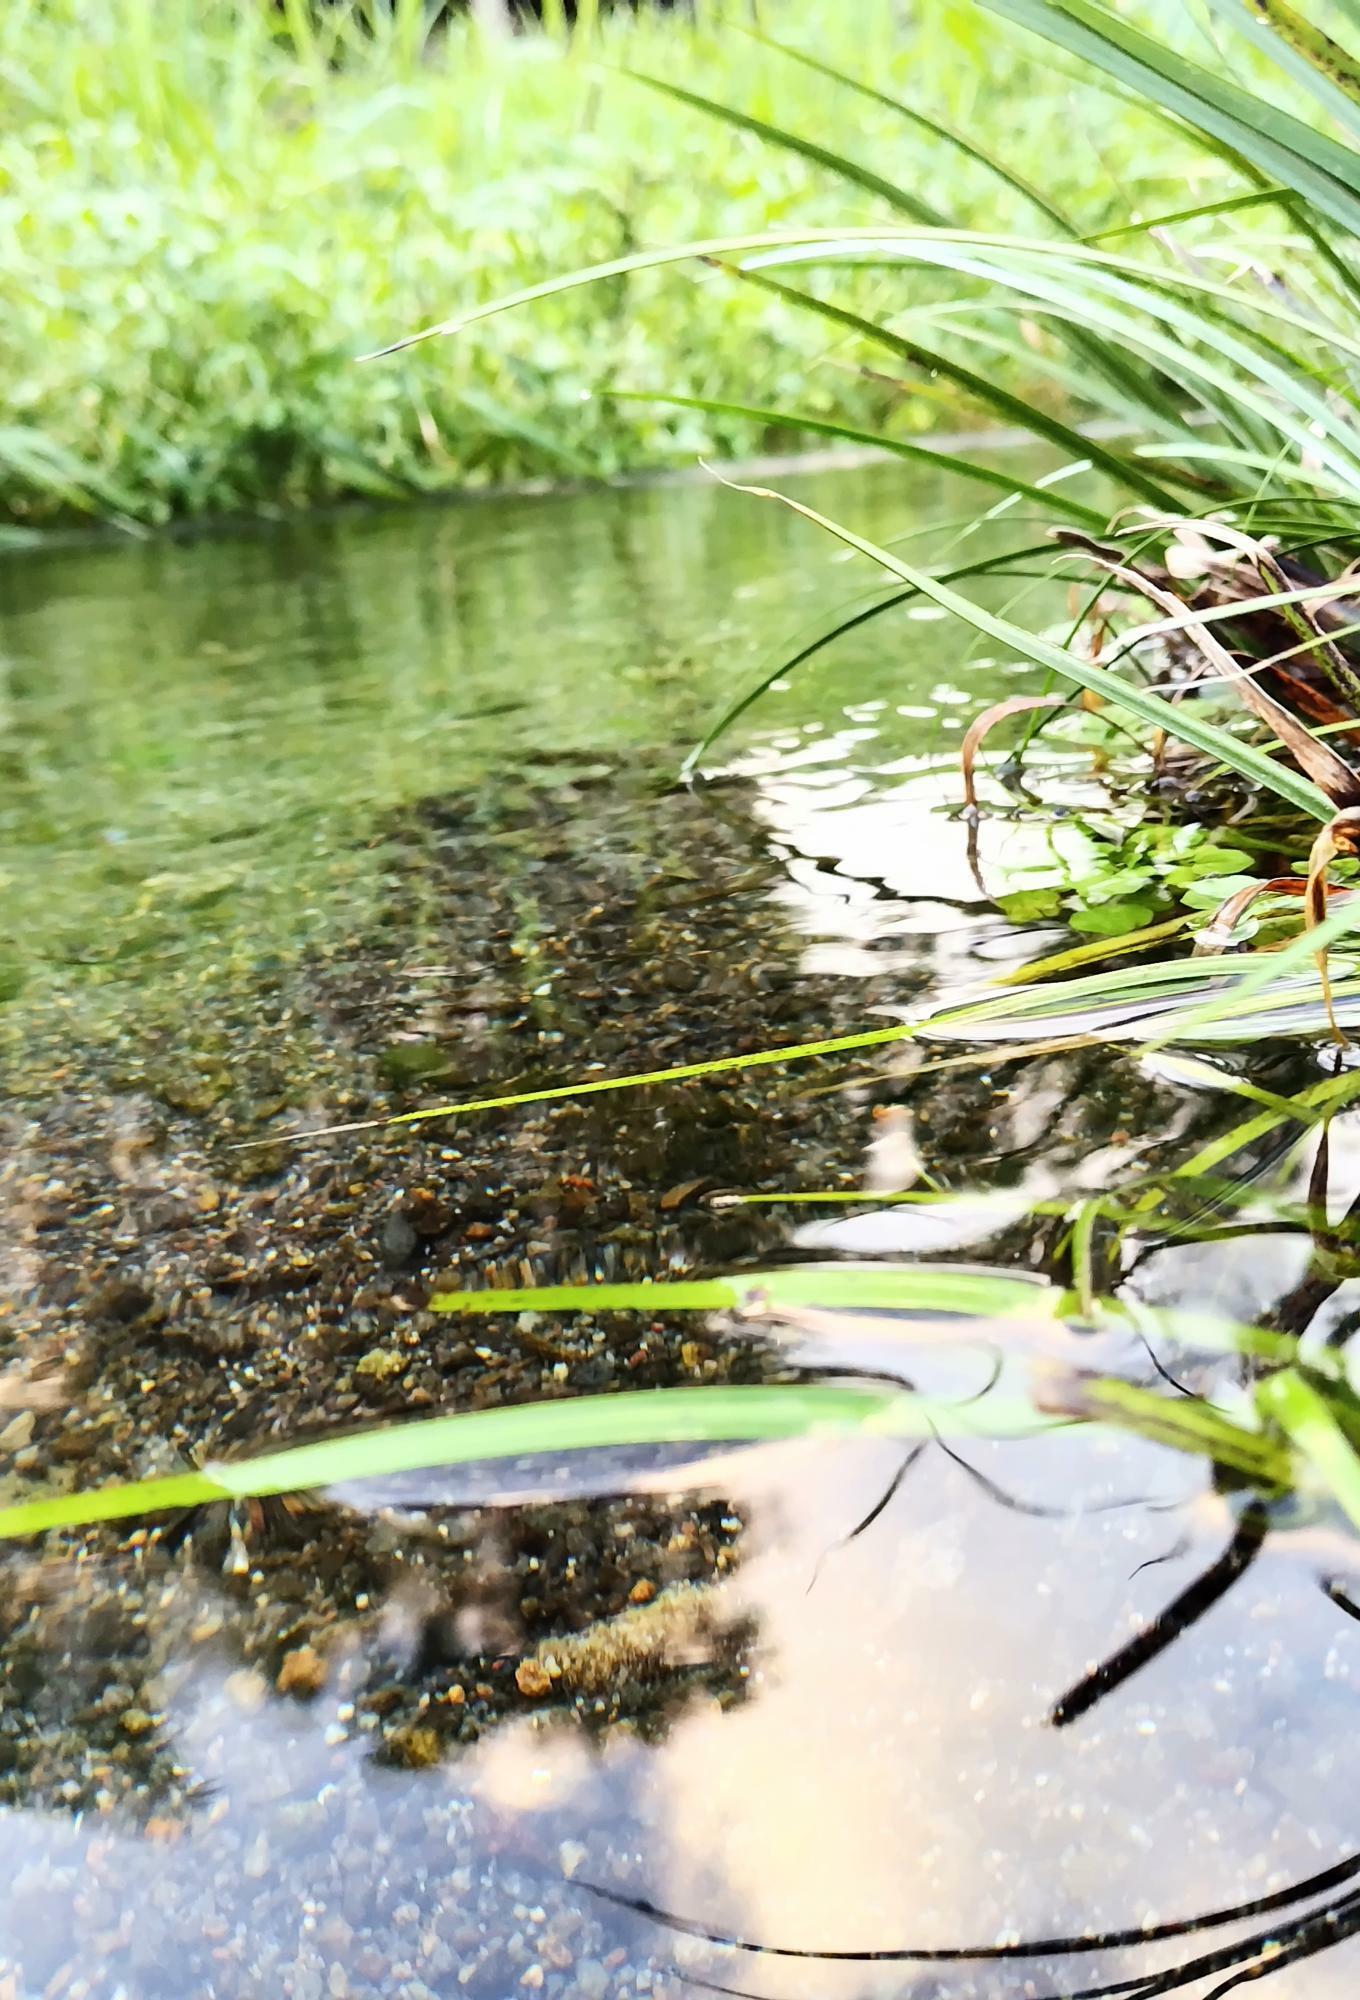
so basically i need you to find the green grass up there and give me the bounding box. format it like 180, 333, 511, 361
0, 1264, 1328, 1541
0, 0, 1192, 525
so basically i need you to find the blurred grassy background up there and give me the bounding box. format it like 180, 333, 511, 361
3, 0, 1193, 525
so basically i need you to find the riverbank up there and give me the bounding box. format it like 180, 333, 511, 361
4, 0, 1183, 527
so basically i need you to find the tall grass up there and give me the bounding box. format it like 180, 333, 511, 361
2, 0, 1190, 524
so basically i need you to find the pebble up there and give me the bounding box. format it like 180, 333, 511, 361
514, 1659, 553, 1698
277, 1645, 328, 1698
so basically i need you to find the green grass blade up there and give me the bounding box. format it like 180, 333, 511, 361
718, 262, 1188, 510
722, 23, 1194, 433
1083, 185, 1290, 242
627, 391, 1106, 525
980, 0, 1360, 235
753, 244, 1360, 492
1134, 892, 1360, 1053
1054, 1376, 1292, 1486
623, 70, 949, 227
732, 21, 1076, 233
706, 470, 1333, 819
359, 229, 931, 356
0, 1385, 1050, 1543
1208, 0, 1360, 143
429, 1264, 1058, 1320
0, 1472, 227, 1542
685, 545, 1058, 773
241, 1018, 919, 1143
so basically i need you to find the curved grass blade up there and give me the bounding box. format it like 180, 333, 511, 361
1258, 1369, 1360, 1529
715, 261, 1189, 510
622, 70, 949, 228
980, 0, 1360, 235
624, 391, 1107, 526
748, 246, 1360, 494
729, 22, 1075, 234
685, 544, 1057, 773
688, 25, 1193, 434
1036, 1375, 1293, 1486
1208, 0, 1360, 145
236, 1017, 918, 1144
1083, 185, 1289, 242
704, 469, 1334, 818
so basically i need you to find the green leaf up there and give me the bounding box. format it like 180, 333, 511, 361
980, 0, 1360, 236
996, 887, 1066, 921
1066, 898, 1159, 935
429, 1262, 1059, 1321
624, 70, 949, 227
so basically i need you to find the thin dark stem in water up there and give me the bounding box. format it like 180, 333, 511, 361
1049, 1503, 1268, 1727
804, 1442, 926, 1596
577, 1844, 1360, 1964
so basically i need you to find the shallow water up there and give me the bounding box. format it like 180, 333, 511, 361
3, 462, 1359, 1999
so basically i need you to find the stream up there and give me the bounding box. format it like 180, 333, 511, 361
2, 460, 1359, 1999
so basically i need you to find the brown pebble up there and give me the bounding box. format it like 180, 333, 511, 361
276, 1645, 327, 1698
514, 1659, 553, 1698
627, 1579, 656, 1605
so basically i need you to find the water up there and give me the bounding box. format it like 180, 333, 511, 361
2, 461, 1359, 1999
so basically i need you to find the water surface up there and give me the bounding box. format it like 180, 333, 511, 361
2, 462, 1357, 1999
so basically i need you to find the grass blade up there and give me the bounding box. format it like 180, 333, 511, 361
624, 391, 1107, 525
717, 261, 1188, 510
0, 1384, 1048, 1544
624, 70, 949, 228
685, 544, 1058, 773
429, 1263, 1058, 1320
704, 469, 1334, 819
239, 1017, 919, 1143
980, 0, 1360, 235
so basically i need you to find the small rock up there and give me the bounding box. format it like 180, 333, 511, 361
276, 1645, 327, 1699
575, 1962, 609, 2000
386, 1725, 442, 1770
557, 1840, 587, 1881
243, 1832, 270, 1879
355, 1347, 404, 1384
225, 1669, 269, 1713
514, 1660, 552, 1699
119, 1708, 157, 1738
0, 1411, 34, 1453
379, 1214, 419, 1269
